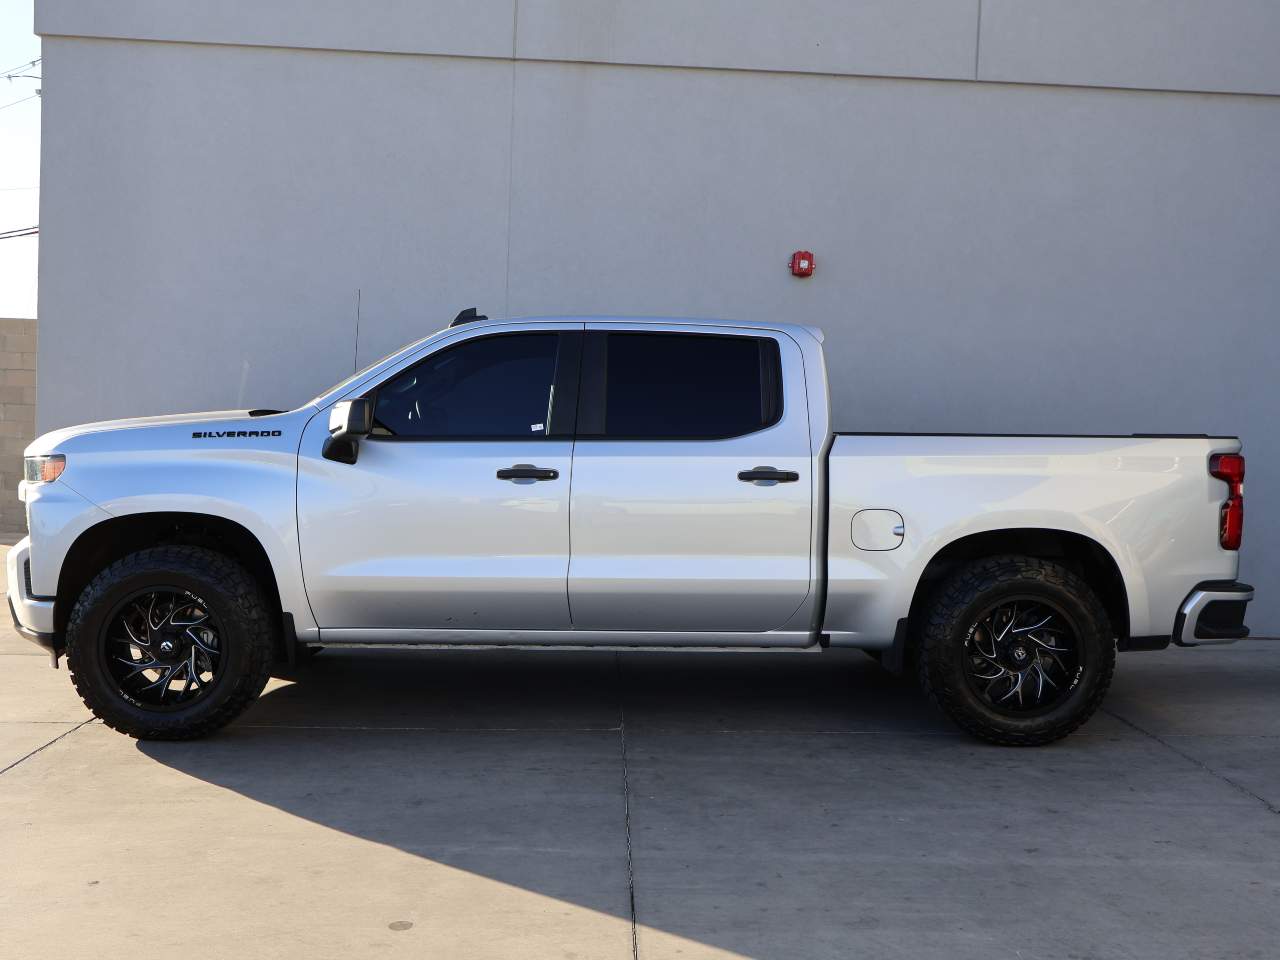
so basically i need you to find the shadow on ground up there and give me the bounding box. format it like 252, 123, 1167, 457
136, 646, 1280, 959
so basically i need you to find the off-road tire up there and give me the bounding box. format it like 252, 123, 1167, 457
918, 555, 1115, 746
65, 546, 275, 739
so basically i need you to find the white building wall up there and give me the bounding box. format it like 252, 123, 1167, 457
34, 1, 1280, 629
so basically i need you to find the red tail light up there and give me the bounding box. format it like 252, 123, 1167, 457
1210, 453, 1245, 550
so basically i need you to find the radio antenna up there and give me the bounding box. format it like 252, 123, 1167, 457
352, 288, 362, 373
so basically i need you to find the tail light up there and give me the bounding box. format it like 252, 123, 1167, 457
1209, 453, 1244, 550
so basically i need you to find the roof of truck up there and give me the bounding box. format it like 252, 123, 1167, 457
456, 314, 826, 343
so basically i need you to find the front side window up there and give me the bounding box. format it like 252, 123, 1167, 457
590, 332, 782, 439
372, 333, 560, 439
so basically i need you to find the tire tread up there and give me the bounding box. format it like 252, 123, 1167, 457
917, 555, 1116, 746
65, 546, 275, 740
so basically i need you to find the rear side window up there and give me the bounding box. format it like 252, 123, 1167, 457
584, 332, 782, 439
372, 333, 560, 439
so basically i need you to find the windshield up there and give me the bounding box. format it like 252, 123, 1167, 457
307, 331, 442, 406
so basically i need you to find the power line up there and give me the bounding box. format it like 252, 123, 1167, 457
0, 93, 39, 113
0, 226, 38, 240
0, 57, 40, 77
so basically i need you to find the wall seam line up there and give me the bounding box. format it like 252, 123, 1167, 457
503, 0, 519, 317
974, 0, 983, 81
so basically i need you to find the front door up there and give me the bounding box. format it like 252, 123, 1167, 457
567, 326, 814, 635
298, 326, 582, 635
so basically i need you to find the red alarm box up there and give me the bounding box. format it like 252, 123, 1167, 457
790, 251, 815, 277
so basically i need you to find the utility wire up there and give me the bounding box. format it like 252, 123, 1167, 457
0, 57, 40, 77
0, 226, 38, 240
0, 93, 39, 113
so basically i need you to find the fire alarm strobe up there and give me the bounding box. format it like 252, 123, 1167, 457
790, 250, 815, 278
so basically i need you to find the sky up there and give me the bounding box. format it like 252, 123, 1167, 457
0, 0, 39, 319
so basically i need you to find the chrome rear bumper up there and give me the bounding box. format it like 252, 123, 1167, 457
1173, 581, 1254, 647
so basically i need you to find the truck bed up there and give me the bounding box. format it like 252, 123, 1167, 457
822, 432, 1241, 649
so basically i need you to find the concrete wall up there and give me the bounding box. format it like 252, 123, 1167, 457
35, 2, 1280, 629
0, 319, 36, 536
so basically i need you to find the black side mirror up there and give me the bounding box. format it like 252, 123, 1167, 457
323, 398, 373, 464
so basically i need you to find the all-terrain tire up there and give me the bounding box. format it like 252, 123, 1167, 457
65, 546, 276, 740
918, 555, 1116, 746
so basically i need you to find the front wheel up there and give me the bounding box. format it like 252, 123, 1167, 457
65, 546, 276, 739
918, 555, 1115, 746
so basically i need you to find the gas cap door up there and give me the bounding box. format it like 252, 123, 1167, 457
851, 509, 905, 551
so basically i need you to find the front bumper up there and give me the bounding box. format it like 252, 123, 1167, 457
6, 537, 59, 659
1173, 581, 1254, 647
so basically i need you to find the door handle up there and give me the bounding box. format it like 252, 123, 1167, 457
497, 464, 560, 481
738, 466, 800, 483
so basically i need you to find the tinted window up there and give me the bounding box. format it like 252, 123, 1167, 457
372, 333, 559, 438
597, 333, 781, 439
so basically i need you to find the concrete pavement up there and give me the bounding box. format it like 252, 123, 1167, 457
2, 605, 1279, 958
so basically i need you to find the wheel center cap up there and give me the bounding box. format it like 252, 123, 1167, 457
1009, 642, 1029, 665
159, 638, 176, 654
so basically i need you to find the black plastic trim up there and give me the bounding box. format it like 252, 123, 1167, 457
450, 307, 488, 327
496, 466, 559, 481
548, 331, 583, 439
9, 596, 61, 654
22, 559, 54, 602
1118, 635, 1171, 652
738, 469, 799, 483
282, 612, 299, 668
809, 433, 834, 643
879, 617, 910, 676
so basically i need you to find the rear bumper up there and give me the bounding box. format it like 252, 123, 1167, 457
1121, 581, 1253, 651
1173, 581, 1253, 647
6, 537, 59, 655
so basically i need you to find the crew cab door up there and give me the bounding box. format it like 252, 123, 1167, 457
297, 323, 583, 635
567, 325, 814, 636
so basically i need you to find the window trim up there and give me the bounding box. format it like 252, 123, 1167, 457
364, 330, 582, 443
574, 330, 785, 442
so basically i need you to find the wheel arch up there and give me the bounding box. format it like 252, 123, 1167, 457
55, 513, 283, 638
905, 528, 1130, 652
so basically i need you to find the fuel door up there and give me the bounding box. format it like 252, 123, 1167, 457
851, 509, 905, 551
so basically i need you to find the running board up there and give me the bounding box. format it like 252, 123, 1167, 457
313, 642, 825, 654
316, 627, 819, 649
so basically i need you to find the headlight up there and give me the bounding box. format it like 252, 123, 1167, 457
24, 455, 66, 483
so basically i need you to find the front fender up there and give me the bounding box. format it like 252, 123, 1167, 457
37, 409, 318, 637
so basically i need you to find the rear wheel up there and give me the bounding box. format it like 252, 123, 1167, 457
918, 555, 1115, 746
65, 546, 275, 739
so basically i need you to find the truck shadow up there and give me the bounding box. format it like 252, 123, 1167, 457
133, 646, 1280, 959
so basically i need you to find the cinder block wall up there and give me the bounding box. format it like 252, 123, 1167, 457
0, 319, 37, 537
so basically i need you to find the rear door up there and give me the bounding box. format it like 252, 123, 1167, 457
567, 325, 813, 635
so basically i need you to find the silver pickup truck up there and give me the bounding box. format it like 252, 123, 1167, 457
8, 315, 1253, 745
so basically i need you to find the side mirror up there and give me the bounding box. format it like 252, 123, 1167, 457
323, 398, 373, 464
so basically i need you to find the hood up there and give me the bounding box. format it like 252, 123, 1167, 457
26, 409, 302, 456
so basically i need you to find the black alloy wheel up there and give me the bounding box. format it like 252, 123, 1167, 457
103, 588, 224, 710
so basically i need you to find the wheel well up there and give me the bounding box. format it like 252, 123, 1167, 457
55, 513, 283, 636
905, 529, 1130, 652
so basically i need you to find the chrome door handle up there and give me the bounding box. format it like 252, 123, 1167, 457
738, 466, 800, 483
497, 464, 559, 481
